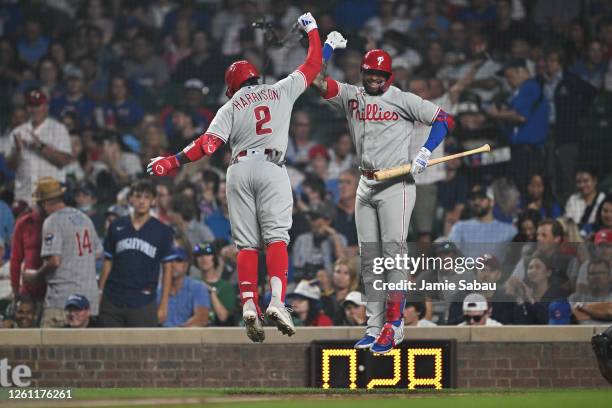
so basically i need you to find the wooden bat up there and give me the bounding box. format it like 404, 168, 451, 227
374, 144, 492, 181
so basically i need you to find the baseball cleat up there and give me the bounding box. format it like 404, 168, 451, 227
243, 300, 265, 343
370, 319, 404, 354
354, 334, 377, 349
266, 300, 296, 337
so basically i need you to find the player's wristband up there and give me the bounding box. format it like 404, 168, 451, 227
323, 43, 334, 62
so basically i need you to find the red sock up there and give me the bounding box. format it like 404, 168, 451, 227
385, 291, 406, 322
237, 248, 259, 307
266, 241, 288, 302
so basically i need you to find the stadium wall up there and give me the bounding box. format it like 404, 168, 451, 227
0, 326, 609, 388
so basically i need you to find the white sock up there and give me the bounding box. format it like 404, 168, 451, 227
270, 276, 283, 303
243, 298, 255, 311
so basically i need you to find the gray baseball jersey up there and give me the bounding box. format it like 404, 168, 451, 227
207, 71, 308, 161
210, 70, 309, 249
324, 81, 441, 335
324, 83, 440, 171
41, 207, 102, 315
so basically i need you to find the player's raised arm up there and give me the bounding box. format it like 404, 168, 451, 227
311, 31, 347, 96
293, 13, 322, 86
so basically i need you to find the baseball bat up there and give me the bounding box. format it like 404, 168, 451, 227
374, 144, 492, 181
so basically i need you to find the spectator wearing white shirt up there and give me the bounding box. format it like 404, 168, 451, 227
7, 89, 72, 205
565, 169, 606, 233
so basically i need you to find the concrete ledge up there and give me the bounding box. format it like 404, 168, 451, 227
41, 328, 203, 345
0, 329, 42, 345
1, 325, 608, 346
469, 325, 598, 342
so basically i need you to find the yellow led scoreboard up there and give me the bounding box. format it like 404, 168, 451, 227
309, 340, 456, 389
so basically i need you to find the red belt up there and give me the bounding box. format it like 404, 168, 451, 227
360, 168, 379, 180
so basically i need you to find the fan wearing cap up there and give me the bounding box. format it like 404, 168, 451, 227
24, 177, 102, 328
341, 291, 367, 326
306, 144, 340, 203
147, 11, 322, 343
7, 89, 72, 204
576, 228, 612, 292
193, 243, 237, 327
311, 34, 455, 354
448, 184, 517, 259
488, 58, 549, 190
447, 253, 514, 325
49, 66, 96, 128
157, 247, 211, 328
64, 294, 98, 328
286, 280, 333, 327
457, 293, 502, 326
160, 79, 215, 145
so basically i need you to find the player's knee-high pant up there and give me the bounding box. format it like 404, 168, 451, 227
355, 177, 416, 336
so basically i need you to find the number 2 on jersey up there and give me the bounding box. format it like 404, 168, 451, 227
254, 106, 272, 135
75, 229, 92, 256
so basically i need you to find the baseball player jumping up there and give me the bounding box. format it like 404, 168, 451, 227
313, 33, 454, 353
148, 12, 321, 343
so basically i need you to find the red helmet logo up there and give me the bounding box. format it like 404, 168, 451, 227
361, 49, 394, 93
361, 49, 392, 75
224, 60, 260, 98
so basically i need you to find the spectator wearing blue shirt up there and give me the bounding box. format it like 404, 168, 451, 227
157, 247, 210, 327
97, 76, 144, 132
99, 180, 175, 327
489, 58, 549, 194
205, 181, 232, 243
16, 19, 50, 66
449, 184, 517, 260
50, 67, 96, 129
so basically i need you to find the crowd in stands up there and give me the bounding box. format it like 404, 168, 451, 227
0, 0, 611, 329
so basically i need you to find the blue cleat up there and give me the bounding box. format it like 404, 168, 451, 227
370, 320, 404, 354
354, 334, 377, 349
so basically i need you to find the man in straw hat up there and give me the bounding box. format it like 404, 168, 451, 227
23, 177, 102, 327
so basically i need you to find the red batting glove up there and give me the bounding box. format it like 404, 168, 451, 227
147, 155, 180, 177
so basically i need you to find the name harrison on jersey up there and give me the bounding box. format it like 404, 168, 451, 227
348, 100, 400, 121
233, 89, 280, 110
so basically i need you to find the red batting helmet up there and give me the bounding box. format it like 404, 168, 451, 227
224, 60, 260, 98
361, 49, 394, 93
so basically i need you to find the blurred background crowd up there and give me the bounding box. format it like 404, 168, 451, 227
0, 0, 611, 330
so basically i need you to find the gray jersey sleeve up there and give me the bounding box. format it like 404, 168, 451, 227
324, 81, 358, 113
41, 215, 63, 257
273, 71, 308, 104
205, 102, 233, 143
399, 91, 441, 125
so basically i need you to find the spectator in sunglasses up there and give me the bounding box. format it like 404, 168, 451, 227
458, 293, 502, 326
